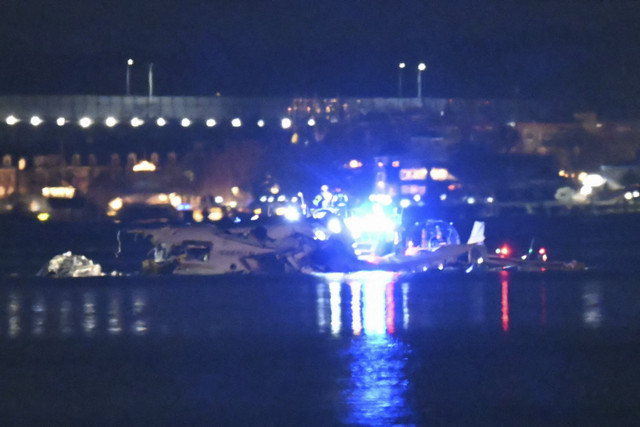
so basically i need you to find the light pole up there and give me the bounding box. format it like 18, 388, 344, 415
126, 59, 134, 95
398, 62, 406, 98
417, 62, 426, 100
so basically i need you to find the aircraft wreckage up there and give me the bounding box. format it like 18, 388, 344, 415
129, 216, 586, 275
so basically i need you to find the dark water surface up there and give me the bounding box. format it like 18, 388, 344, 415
2, 216, 640, 425
1, 271, 640, 425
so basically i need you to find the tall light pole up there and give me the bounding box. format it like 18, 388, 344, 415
417, 62, 426, 100
126, 59, 134, 95
398, 62, 406, 98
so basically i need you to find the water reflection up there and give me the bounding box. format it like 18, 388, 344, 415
501, 271, 510, 332
401, 282, 409, 330
132, 292, 148, 335
83, 292, 97, 336
316, 271, 414, 425
1, 288, 149, 339
108, 292, 122, 335
32, 293, 46, 336
329, 281, 342, 336
8, 292, 20, 338
583, 282, 603, 328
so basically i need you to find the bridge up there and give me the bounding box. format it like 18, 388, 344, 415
0, 95, 560, 129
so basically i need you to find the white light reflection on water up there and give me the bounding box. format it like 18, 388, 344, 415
329, 281, 342, 336
32, 293, 46, 336
316, 281, 328, 332
8, 292, 20, 338
59, 296, 73, 336
340, 271, 414, 425
583, 282, 603, 328
349, 280, 363, 336
0, 289, 149, 338
132, 292, 148, 335
401, 281, 409, 330
83, 292, 97, 336
108, 292, 122, 335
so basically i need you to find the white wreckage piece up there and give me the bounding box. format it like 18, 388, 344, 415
134, 222, 325, 275
38, 251, 103, 277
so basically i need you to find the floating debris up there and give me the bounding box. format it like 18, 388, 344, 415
38, 251, 103, 277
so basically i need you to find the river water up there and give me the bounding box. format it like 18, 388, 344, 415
1, 216, 640, 425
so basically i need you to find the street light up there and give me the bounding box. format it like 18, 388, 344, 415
126, 59, 134, 95
398, 62, 406, 98
417, 63, 426, 100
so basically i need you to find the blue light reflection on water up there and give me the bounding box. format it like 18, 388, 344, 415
2, 272, 640, 424
317, 271, 415, 426
345, 272, 413, 426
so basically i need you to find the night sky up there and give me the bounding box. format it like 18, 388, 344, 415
1, 0, 639, 113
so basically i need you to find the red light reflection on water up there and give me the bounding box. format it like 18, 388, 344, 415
500, 270, 509, 332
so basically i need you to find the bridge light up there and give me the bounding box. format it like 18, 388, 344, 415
257, 119, 265, 127
130, 117, 144, 127
30, 116, 43, 126
231, 118, 242, 127
307, 118, 316, 126
156, 117, 166, 127
281, 118, 292, 129
105, 117, 118, 127
5, 115, 19, 125
206, 118, 216, 127
181, 118, 191, 127
78, 117, 93, 128
56, 117, 66, 126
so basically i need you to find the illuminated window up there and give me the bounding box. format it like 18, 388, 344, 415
429, 167, 449, 181
132, 160, 156, 172
399, 168, 428, 181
